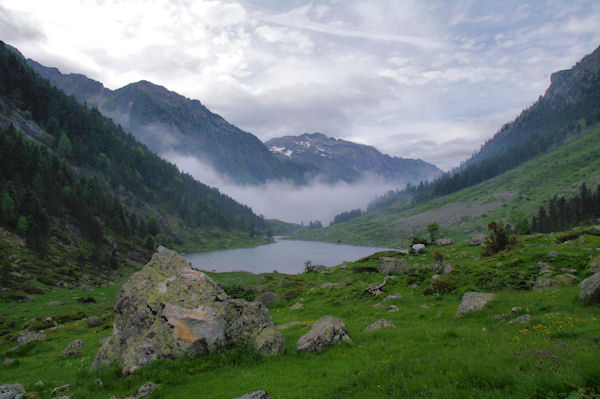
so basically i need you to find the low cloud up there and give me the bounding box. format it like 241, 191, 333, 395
162, 151, 398, 225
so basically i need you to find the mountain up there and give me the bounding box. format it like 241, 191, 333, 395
26, 59, 311, 185
266, 132, 442, 184
0, 41, 271, 293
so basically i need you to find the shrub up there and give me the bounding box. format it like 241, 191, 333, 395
482, 221, 510, 256
425, 274, 459, 295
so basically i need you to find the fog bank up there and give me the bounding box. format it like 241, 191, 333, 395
163, 151, 398, 225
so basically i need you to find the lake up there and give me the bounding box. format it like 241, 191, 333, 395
185, 239, 397, 274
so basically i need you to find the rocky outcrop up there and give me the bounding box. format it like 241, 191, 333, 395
296, 316, 352, 353
0, 383, 26, 399
580, 272, 600, 303
91, 247, 284, 375
234, 390, 270, 399
378, 257, 410, 274
59, 339, 83, 357
456, 292, 494, 317
590, 256, 600, 273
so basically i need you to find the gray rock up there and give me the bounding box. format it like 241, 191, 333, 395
533, 277, 560, 291
590, 256, 600, 273
51, 384, 71, 397
279, 321, 301, 330
290, 299, 304, 311
384, 293, 402, 301
136, 382, 158, 398
433, 238, 454, 246
234, 390, 270, 399
128, 250, 149, 264
0, 383, 25, 399
320, 283, 340, 289
257, 292, 279, 306
456, 292, 495, 317
509, 314, 532, 324
94, 379, 103, 388
364, 319, 396, 332
561, 267, 577, 273
548, 251, 559, 257
429, 274, 441, 286
388, 305, 399, 313
411, 244, 426, 254
556, 273, 579, 286
34, 381, 44, 388
470, 234, 486, 246
433, 263, 454, 274
580, 272, 600, 303
59, 339, 83, 357
313, 265, 327, 273
378, 257, 410, 275
536, 262, 553, 275
3, 357, 15, 366
296, 316, 352, 353
87, 316, 104, 328
90, 248, 284, 375
493, 314, 507, 322
15, 330, 46, 344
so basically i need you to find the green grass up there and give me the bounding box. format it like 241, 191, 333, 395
1, 228, 599, 398
292, 126, 600, 248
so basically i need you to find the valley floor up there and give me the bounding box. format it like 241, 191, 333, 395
1, 228, 599, 398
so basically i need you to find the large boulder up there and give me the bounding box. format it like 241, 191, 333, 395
296, 315, 352, 353
410, 244, 426, 254
378, 257, 410, 274
580, 272, 600, 303
91, 247, 284, 375
456, 292, 494, 317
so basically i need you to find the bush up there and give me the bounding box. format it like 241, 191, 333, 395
425, 274, 459, 295
221, 285, 255, 301
482, 221, 510, 256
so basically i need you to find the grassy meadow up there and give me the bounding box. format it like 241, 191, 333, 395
1, 227, 599, 398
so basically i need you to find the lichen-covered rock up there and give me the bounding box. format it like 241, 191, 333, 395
433, 263, 454, 274
296, 315, 352, 353
59, 339, 83, 357
580, 272, 600, 303
508, 314, 531, 324
0, 383, 25, 399
456, 292, 495, 317
91, 247, 284, 375
556, 273, 579, 286
533, 277, 560, 291
290, 299, 304, 311
364, 319, 396, 332
470, 234, 486, 246
378, 257, 410, 274
234, 390, 270, 399
136, 382, 158, 398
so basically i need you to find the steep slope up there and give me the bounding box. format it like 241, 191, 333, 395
26, 59, 310, 185
0, 41, 269, 260
266, 132, 441, 184
292, 125, 600, 247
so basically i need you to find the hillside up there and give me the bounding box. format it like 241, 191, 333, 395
266, 132, 441, 184
0, 41, 271, 299
25, 59, 311, 185
292, 125, 600, 247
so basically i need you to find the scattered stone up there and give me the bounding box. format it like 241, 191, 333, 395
561, 267, 577, 273
290, 299, 304, 311
257, 292, 279, 307
433, 263, 454, 274
136, 382, 158, 398
34, 381, 44, 388
470, 234, 486, 246
509, 314, 532, 324
372, 303, 382, 308
91, 247, 284, 375
45, 301, 64, 306
556, 273, 579, 286
511, 307, 522, 314
533, 277, 560, 291
433, 238, 454, 246
493, 314, 508, 322
548, 251, 559, 257
590, 256, 600, 273
94, 379, 103, 388
320, 283, 340, 289
496, 262, 503, 267
536, 262, 553, 275
411, 244, 426, 254
279, 321, 301, 330
378, 257, 410, 275
384, 293, 402, 301
429, 274, 441, 286
456, 292, 495, 317
364, 319, 396, 332
0, 383, 26, 399
296, 316, 352, 353
3, 357, 15, 365
234, 390, 270, 399
51, 384, 71, 397
388, 305, 399, 313
87, 316, 104, 328
15, 330, 46, 344
59, 339, 83, 357
580, 272, 600, 303
420, 304, 430, 309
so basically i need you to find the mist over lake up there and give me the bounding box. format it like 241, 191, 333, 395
185, 239, 396, 274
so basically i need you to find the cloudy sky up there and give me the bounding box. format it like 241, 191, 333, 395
1, 0, 599, 171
